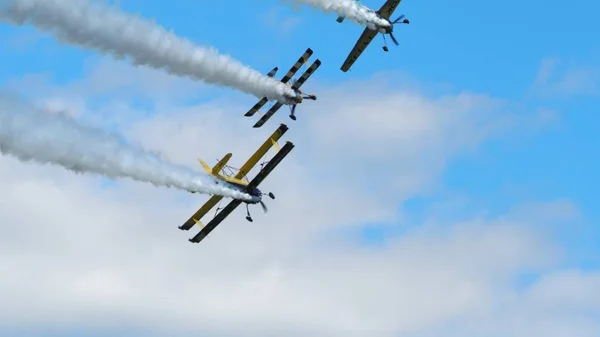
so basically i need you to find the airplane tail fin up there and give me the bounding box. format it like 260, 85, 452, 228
336, 16, 345, 23
267, 67, 278, 78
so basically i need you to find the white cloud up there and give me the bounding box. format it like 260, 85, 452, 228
0, 59, 597, 336
532, 56, 599, 98
261, 7, 303, 37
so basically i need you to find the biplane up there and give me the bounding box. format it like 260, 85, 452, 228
245, 48, 321, 128
179, 124, 294, 243
339, 0, 410, 72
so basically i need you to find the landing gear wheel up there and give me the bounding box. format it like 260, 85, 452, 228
383, 46, 389, 52
246, 216, 253, 222
289, 115, 297, 121
268, 192, 275, 199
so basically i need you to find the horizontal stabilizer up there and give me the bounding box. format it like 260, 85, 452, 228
197, 159, 212, 174
267, 67, 278, 77
212, 153, 232, 174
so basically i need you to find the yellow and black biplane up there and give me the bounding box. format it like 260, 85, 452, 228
179, 124, 294, 243
245, 48, 321, 128
340, 0, 409, 72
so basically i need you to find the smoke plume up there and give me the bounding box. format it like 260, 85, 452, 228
0, 94, 256, 202
285, 0, 390, 29
0, 0, 295, 101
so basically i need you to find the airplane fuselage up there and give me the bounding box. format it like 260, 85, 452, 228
282, 91, 303, 105
221, 180, 262, 204
281, 87, 317, 105
376, 18, 394, 34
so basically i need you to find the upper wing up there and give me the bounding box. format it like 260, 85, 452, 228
378, 0, 402, 19
291, 59, 322, 90
188, 199, 243, 243
178, 195, 223, 231
236, 123, 288, 178
340, 27, 378, 72
247, 141, 295, 189
253, 102, 284, 128
280, 48, 313, 84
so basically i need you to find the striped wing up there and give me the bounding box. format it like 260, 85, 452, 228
245, 97, 268, 117
188, 199, 243, 243
291, 59, 322, 90
253, 102, 284, 128
378, 0, 402, 19
280, 48, 313, 84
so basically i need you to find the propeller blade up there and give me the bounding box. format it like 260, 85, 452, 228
390, 32, 399, 45
393, 14, 405, 24
260, 201, 268, 213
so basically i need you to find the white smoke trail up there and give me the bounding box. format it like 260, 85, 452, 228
0, 0, 295, 101
0, 94, 257, 202
283, 0, 390, 29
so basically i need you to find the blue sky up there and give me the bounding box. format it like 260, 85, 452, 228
0, 0, 599, 335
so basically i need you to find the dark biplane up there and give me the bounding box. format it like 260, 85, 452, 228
245, 48, 321, 128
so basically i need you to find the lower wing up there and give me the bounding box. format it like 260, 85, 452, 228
188, 199, 243, 243
253, 102, 284, 128
245, 97, 268, 117
179, 195, 223, 231
340, 27, 378, 72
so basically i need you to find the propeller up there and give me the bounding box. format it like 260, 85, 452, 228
259, 200, 268, 213
392, 14, 405, 24
389, 32, 399, 46
387, 14, 407, 46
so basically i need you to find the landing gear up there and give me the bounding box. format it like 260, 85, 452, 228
268, 192, 275, 199
382, 34, 389, 52
245, 204, 253, 222
289, 104, 297, 121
